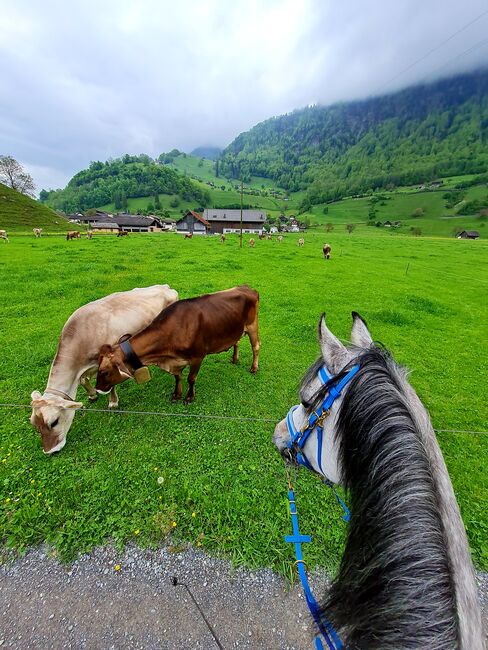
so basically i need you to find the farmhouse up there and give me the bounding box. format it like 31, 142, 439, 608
203, 209, 266, 234
91, 222, 119, 233
457, 230, 479, 239
175, 210, 210, 235
76, 212, 164, 233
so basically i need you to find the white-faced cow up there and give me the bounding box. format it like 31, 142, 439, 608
220, 234, 226, 243
249, 238, 255, 248
323, 243, 331, 259
86, 231, 93, 239
96, 285, 260, 404
298, 238, 305, 247
277, 235, 283, 243
33, 228, 42, 238
0, 230, 9, 243
30, 284, 178, 454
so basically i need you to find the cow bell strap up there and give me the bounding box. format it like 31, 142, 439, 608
120, 340, 144, 370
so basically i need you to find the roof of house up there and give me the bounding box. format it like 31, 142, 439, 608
203, 209, 265, 223
92, 222, 119, 229
112, 215, 162, 227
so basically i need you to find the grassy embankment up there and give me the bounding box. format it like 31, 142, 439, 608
0, 231, 486, 573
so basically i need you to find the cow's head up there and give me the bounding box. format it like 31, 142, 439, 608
30, 391, 83, 454
95, 345, 132, 393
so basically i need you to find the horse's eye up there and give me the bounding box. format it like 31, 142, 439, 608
51, 418, 59, 428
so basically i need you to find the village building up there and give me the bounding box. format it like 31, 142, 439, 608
74, 212, 165, 233
203, 209, 266, 234
90, 222, 119, 234
175, 210, 210, 235
457, 230, 480, 239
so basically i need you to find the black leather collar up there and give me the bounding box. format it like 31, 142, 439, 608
120, 340, 143, 370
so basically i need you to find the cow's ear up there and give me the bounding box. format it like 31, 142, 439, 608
99, 344, 114, 357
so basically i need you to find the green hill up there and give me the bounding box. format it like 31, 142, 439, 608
41, 154, 210, 213
0, 183, 69, 232
219, 70, 488, 207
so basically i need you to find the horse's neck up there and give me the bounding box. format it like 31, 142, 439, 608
403, 383, 483, 649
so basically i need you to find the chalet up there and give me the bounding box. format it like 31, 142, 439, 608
79, 212, 164, 233
457, 230, 479, 240
175, 210, 210, 235
203, 209, 266, 234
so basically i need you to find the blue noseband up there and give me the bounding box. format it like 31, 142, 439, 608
286, 363, 361, 475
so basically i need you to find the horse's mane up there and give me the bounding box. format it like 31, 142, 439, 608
311, 348, 458, 649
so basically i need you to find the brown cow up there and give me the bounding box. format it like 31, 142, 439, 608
323, 243, 331, 259
277, 235, 283, 243
298, 237, 305, 247
220, 234, 226, 243
117, 230, 129, 237
66, 231, 81, 240
184, 232, 193, 239
86, 231, 93, 239
259, 233, 266, 240
249, 238, 255, 248
96, 285, 260, 403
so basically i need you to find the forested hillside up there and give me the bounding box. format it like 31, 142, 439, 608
41, 154, 210, 213
219, 71, 488, 206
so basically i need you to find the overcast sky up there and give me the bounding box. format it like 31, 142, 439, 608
1, 0, 487, 192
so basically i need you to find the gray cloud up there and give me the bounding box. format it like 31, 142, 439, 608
1, 0, 487, 191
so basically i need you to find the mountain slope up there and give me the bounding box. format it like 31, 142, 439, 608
219, 70, 488, 205
0, 183, 69, 231
42, 154, 210, 213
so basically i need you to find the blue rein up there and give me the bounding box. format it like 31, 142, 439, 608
284, 363, 360, 650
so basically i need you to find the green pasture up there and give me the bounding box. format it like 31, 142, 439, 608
0, 232, 487, 573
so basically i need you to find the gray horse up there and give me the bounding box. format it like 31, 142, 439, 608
273, 313, 483, 649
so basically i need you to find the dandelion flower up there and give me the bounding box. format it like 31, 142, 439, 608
134, 529, 140, 535
172, 521, 177, 528
115, 564, 121, 571
191, 512, 196, 518
5, 498, 10, 503
30, 479, 35, 484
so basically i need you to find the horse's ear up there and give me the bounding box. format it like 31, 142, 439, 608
351, 312, 373, 348
318, 313, 348, 371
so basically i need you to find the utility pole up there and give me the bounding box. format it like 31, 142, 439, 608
240, 179, 243, 249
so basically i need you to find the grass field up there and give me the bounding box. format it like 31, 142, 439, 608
0, 231, 487, 574
0, 184, 71, 232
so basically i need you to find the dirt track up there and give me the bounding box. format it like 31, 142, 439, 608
0, 545, 486, 649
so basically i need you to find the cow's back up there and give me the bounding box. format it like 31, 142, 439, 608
58, 285, 178, 366
151, 286, 258, 356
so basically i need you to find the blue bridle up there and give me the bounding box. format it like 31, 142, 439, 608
286, 363, 361, 475
284, 362, 361, 650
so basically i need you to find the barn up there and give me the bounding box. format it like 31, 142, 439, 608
202, 209, 266, 234
175, 210, 210, 235
457, 230, 480, 240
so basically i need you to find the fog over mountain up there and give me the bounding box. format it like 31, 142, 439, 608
1, 0, 487, 192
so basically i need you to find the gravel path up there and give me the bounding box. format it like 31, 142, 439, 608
0, 545, 486, 649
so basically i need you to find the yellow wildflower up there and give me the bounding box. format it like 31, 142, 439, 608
115, 564, 121, 571
191, 512, 196, 518
134, 529, 140, 535
172, 521, 177, 528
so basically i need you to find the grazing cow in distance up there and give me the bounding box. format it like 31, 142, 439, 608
259, 233, 266, 240
30, 285, 178, 454
33, 228, 42, 238
184, 232, 193, 239
117, 230, 129, 237
96, 285, 260, 404
0, 229, 9, 243
323, 243, 331, 259
298, 238, 305, 247
220, 234, 226, 243
277, 235, 283, 243
249, 238, 255, 248
66, 231, 81, 240
86, 231, 93, 239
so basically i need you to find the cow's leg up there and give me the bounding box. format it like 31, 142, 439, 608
80, 372, 98, 402
247, 322, 260, 373
108, 387, 119, 409
231, 343, 239, 364
172, 373, 183, 401
185, 360, 202, 404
